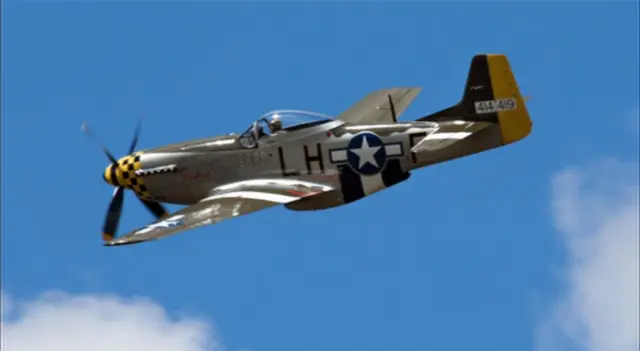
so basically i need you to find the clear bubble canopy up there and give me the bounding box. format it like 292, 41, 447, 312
238, 110, 334, 148
259, 110, 334, 130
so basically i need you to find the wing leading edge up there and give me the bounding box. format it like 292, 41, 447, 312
337, 88, 421, 124
104, 179, 333, 246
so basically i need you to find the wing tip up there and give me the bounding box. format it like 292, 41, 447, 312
103, 239, 146, 247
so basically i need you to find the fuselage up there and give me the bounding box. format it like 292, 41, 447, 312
103, 116, 504, 210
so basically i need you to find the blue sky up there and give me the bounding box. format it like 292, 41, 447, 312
2, 2, 638, 351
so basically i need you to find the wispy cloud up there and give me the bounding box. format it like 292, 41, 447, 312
1, 291, 223, 351
537, 157, 639, 351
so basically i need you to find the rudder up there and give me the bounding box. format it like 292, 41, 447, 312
418, 54, 532, 145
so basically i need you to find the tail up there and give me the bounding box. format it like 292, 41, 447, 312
418, 54, 532, 145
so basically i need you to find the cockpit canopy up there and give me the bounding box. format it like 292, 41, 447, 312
239, 110, 334, 148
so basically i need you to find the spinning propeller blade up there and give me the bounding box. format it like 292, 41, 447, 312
139, 198, 169, 219
81, 122, 118, 164
103, 187, 125, 241
128, 119, 142, 154
83, 120, 169, 243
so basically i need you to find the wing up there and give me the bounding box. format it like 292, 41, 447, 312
104, 179, 333, 246
337, 88, 422, 124
411, 122, 493, 152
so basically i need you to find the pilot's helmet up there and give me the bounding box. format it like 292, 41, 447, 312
269, 115, 283, 132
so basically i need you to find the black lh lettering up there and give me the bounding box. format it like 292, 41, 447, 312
304, 144, 325, 175
409, 132, 427, 164
278, 147, 300, 177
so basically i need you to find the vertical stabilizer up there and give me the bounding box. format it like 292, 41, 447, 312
418, 54, 532, 145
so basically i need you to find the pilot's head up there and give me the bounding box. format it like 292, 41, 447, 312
269, 116, 282, 132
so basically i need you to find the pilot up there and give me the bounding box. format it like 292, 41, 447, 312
268, 115, 282, 133
257, 115, 283, 139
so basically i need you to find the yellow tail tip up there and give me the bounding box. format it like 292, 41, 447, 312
485, 54, 533, 144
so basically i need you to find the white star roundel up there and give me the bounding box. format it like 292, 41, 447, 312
346, 132, 387, 175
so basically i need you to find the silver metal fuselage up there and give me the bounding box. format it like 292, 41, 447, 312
104, 118, 503, 211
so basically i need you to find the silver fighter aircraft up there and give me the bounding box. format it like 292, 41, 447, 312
87, 54, 533, 246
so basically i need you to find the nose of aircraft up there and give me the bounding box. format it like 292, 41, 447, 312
102, 153, 144, 188
103, 164, 116, 186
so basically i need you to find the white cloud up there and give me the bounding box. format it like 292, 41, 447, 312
1, 291, 223, 351
538, 158, 639, 351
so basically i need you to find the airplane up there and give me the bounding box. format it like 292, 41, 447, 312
85, 54, 533, 247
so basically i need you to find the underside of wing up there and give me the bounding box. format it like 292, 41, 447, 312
337, 88, 421, 124
411, 122, 493, 153
104, 179, 333, 246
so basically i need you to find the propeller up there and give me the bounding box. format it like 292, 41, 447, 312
103, 187, 125, 241
82, 121, 168, 242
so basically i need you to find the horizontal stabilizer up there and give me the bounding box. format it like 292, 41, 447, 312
411, 122, 492, 152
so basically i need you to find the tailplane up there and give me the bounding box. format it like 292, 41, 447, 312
418, 54, 532, 145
